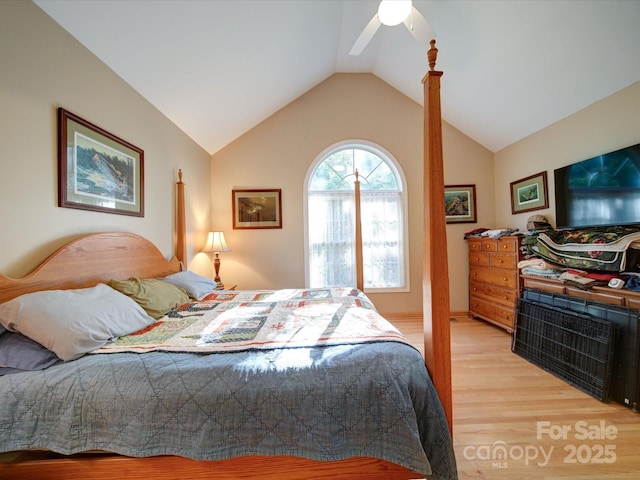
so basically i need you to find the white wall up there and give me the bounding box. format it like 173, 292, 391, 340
0, 1, 212, 278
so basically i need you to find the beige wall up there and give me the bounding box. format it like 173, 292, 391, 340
495, 80, 640, 232
212, 73, 492, 315
0, 1, 212, 278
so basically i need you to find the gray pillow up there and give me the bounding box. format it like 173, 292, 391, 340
0, 331, 60, 375
0, 284, 155, 361
162, 270, 217, 299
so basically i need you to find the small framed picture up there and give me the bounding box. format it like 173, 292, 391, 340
510, 171, 548, 214
232, 189, 282, 229
444, 184, 477, 224
58, 108, 144, 216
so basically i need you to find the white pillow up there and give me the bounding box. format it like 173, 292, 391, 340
0, 283, 155, 361
162, 270, 217, 299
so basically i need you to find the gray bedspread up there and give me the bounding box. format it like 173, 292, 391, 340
0, 341, 457, 478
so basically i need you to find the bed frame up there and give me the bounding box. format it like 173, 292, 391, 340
0, 43, 451, 480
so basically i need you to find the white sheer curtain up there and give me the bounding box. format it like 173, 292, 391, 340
308, 191, 355, 287
308, 189, 404, 289
361, 190, 404, 288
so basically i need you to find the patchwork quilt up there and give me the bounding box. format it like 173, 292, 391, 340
93, 287, 408, 354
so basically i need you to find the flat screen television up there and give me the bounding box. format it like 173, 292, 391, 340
554, 142, 640, 229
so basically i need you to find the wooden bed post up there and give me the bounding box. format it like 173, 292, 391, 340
422, 40, 453, 434
176, 169, 187, 267
354, 170, 364, 291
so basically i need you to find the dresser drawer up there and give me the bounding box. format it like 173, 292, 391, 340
481, 240, 498, 252
469, 296, 514, 329
467, 239, 482, 252
490, 252, 517, 270
522, 276, 565, 293
470, 281, 517, 307
469, 266, 517, 289
565, 286, 625, 306
496, 237, 518, 253
626, 297, 640, 310
469, 252, 490, 267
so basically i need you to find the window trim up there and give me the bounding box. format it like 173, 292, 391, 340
304, 139, 410, 293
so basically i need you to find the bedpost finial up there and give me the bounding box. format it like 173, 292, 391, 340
428, 39, 438, 71
178, 169, 183, 183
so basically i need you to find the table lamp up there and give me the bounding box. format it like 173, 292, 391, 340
202, 231, 231, 289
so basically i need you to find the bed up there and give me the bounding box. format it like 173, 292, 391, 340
0, 43, 455, 480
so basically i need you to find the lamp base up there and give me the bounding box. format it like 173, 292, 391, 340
214, 254, 224, 290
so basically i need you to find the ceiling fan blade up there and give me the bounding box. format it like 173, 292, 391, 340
403, 6, 436, 48
349, 14, 382, 56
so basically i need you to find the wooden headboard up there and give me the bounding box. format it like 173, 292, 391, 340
0, 232, 182, 305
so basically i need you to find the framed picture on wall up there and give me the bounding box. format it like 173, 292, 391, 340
58, 108, 144, 217
444, 184, 477, 224
510, 171, 548, 214
232, 189, 282, 229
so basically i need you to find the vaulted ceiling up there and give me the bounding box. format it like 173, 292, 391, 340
34, 0, 640, 155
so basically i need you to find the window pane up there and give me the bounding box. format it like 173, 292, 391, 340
362, 161, 399, 190
361, 191, 403, 287
311, 150, 355, 191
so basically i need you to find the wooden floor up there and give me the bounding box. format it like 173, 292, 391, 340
390, 315, 640, 480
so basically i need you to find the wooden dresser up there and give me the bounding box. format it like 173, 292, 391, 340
521, 275, 640, 309
467, 235, 523, 332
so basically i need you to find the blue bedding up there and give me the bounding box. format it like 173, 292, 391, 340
0, 340, 457, 478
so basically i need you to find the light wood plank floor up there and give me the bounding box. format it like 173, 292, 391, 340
390, 315, 640, 480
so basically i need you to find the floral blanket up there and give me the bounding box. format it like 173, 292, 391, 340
93, 287, 409, 354
529, 226, 640, 272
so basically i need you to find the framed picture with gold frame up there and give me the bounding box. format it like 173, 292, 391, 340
232, 189, 282, 229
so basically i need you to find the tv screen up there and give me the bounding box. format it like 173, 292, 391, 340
554, 142, 640, 229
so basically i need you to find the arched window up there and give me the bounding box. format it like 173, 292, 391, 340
305, 141, 408, 291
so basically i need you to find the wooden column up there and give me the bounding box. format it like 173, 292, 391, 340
176, 169, 187, 268
422, 40, 453, 434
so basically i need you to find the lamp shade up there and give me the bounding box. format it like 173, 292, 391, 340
378, 0, 412, 26
202, 231, 231, 253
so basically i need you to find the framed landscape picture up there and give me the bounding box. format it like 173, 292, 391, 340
232, 189, 282, 229
510, 171, 548, 214
58, 108, 144, 217
444, 184, 477, 224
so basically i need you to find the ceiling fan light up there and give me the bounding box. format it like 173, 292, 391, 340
378, 0, 412, 26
